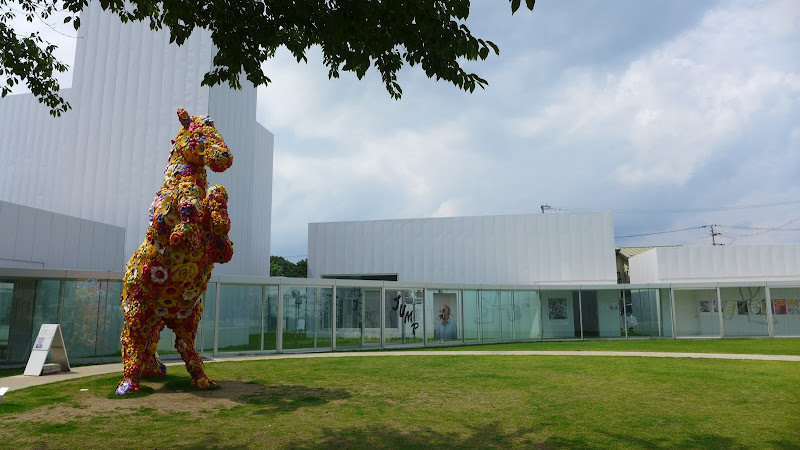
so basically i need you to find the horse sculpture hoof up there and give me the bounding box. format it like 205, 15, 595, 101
115, 380, 140, 396
191, 375, 217, 389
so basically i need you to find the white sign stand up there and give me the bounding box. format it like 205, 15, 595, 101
24, 324, 70, 376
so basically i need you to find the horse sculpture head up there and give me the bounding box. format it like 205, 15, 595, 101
175, 108, 232, 172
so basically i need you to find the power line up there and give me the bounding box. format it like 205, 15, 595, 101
546, 199, 800, 215
615, 226, 707, 239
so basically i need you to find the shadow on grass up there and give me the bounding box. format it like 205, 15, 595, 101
106, 374, 352, 415
238, 384, 352, 414
287, 423, 757, 449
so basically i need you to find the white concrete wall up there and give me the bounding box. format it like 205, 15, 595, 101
0, 2, 272, 275
0, 200, 124, 270
309, 212, 617, 284
628, 249, 659, 284
629, 245, 800, 283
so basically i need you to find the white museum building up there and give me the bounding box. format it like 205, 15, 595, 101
1, 3, 799, 368
0, 2, 273, 276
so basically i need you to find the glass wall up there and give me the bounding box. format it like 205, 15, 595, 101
463, 290, 480, 343
198, 286, 218, 354
61, 280, 105, 358
579, 289, 623, 338
282, 286, 332, 350
512, 290, 541, 340
479, 290, 501, 340
335, 287, 379, 349
768, 287, 800, 336
673, 288, 721, 337
720, 286, 769, 337
385, 288, 423, 346
627, 289, 663, 338
218, 284, 263, 353
0, 282, 13, 362
660, 288, 674, 337
4, 271, 800, 367
540, 289, 580, 339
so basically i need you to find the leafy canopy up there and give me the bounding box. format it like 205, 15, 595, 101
271, 256, 307, 278
1, 0, 535, 116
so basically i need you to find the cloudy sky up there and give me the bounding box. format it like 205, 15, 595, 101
12, 0, 800, 261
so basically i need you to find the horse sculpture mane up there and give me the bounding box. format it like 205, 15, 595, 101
115, 108, 233, 395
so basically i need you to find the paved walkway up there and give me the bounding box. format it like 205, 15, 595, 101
2, 351, 798, 393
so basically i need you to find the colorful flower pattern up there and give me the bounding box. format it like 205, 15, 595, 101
116, 108, 234, 395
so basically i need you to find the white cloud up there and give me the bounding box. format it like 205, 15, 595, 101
508, 1, 800, 187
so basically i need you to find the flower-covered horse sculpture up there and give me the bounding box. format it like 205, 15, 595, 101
115, 108, 234, 395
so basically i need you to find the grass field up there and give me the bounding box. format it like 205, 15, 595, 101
1, 339, 798, 448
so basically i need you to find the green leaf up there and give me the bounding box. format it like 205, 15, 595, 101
511, 0, 522, 14
526, 0, 536, 11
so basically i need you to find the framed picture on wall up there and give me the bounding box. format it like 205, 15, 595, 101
699, 300, 712, 314
787, 299, 800, 315
737, 301, 749, 315
723, 300, 737, 317
773, 299, 787, 315
548, 298, 568, 320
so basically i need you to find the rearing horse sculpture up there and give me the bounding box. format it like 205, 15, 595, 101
115, 108, 234, 395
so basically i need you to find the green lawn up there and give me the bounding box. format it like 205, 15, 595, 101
1, 352, 797, 448
423, 337, 800, 355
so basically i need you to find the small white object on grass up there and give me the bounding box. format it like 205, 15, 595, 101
0, 386, 8, 405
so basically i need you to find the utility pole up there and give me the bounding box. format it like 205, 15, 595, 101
709, 224, 723, 245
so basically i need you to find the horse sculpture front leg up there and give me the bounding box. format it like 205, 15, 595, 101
116, 299, 160, 395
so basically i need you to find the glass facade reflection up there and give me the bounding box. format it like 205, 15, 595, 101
1, 270, 799, 367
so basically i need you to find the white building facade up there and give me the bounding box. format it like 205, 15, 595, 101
308, 212, 618, 284
0, 2, 273, 276
628, 245, 800, 284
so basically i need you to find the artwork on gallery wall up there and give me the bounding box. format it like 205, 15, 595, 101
773, 299, 787, 315
737, 301, 749, 315
788, 299, 800, 315
748, 299, 766, 315
723, 300, 737, 318
548, 298, 567, 320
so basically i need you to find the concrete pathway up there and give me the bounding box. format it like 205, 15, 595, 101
2, 351, 798, 394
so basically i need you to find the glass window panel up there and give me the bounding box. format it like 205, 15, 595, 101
769, 287, 800, 336
61, 280, 103, 358
363, 289, 381, 346
5, 280, 36, 363
659, 288, 674, 337
499, 291, 513, 340
99, 281, 123, 361
673, 289, 720, 337
512, 290, 541, 340
335, 287, 363, 349
541, 289, 580, 339
719, 286, 769, 337
581, 290, 624, 338
199, 285, 218, 354
480, 290, 501, 340
263, 286, 277, 350
429, 290, 461, 343
463, 290, 480, 342
385, 289, 423, 347
628, 289, 662, 337
216, 284, 262, 352
0, 281, 14, 363
283, 287, 333, 350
